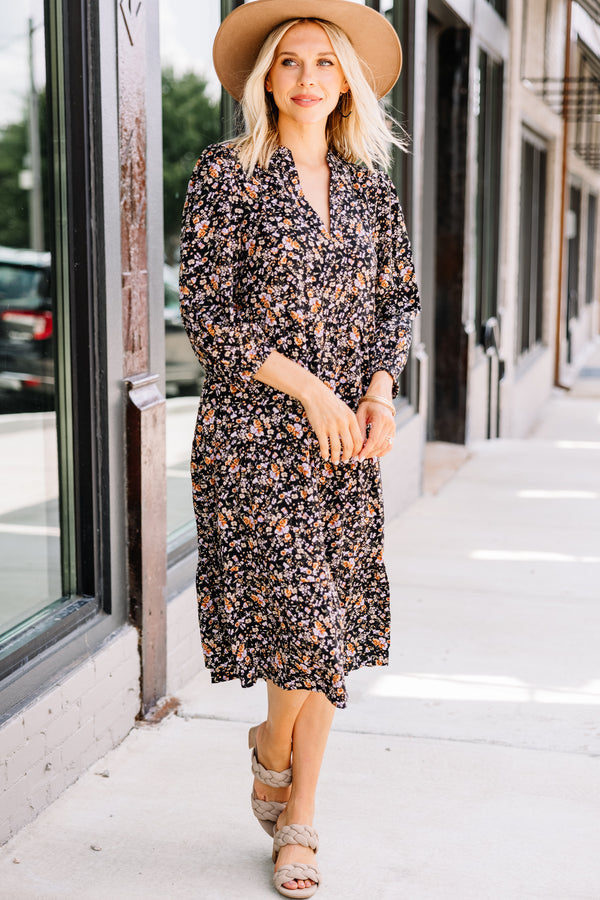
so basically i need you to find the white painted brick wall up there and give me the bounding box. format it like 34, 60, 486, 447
166, 583, 203, 694
0, 625, 140, 846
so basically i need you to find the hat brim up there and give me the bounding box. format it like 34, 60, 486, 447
213, 0, 402, 102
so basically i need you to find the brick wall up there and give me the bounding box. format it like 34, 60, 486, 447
0, 625, 140, 846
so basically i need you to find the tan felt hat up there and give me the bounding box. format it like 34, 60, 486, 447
213, 0, 402, 102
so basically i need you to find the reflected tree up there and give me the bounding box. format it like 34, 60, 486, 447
0, 69, 219, 262
162, 68, 220, 264
0, 92, 49, 250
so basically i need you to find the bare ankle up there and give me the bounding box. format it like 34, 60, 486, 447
261, 720, 293, 770
282, 798, 315, 825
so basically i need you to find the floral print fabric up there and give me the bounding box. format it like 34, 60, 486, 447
179, 142, 420, 708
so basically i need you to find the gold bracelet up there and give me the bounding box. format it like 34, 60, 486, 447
358, 394, 396, 417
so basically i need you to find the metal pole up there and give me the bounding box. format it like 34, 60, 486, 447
553, 0, 572, 389
28, 17, 44, 250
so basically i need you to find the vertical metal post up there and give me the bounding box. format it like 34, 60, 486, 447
118, 0, 167, 715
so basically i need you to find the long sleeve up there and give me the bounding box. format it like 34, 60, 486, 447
368, 171, 421, 396
179, 145, 272, 386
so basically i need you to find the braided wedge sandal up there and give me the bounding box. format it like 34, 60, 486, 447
248, 725, 293, 837
272, 823, 321, 899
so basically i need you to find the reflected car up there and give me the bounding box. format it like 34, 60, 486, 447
0, 248, 204, 409
0, 247, 54, 403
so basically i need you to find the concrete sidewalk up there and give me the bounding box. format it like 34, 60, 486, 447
1, 349, 599, 900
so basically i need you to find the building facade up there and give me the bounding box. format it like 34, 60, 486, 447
0, 0, 598, 843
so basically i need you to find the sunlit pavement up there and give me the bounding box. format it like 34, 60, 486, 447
0, 347, 599, 899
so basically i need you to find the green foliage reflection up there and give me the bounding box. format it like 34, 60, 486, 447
162, 67, 220, 264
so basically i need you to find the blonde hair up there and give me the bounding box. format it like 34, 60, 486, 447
232, 18, 407, 174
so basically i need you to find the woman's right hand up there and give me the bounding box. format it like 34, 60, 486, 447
300, 381, 363, 464
253, 350, 363, 464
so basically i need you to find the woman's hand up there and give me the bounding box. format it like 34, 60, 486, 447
356, 402, 396, 460
301, 382, 363, 464
253, 350, 363, 464
356, 370, 396, 460
254, 354, 395, 464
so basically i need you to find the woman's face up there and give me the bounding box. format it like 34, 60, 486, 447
265, 21, 349, 128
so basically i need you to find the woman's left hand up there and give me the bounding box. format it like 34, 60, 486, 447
356, 401, 396, 461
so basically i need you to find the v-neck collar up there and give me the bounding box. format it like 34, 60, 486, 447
270, 145, 344, 241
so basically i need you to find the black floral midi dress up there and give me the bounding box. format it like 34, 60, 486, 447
179, 142, 420, 708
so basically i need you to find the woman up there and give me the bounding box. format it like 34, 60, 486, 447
179, 1, 420, 896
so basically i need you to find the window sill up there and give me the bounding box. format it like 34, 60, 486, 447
0, 602, 126, 724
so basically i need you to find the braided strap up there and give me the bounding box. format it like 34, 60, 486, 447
273, 864, 320, 893
251, 748, 292, 787
273, 824, 319, 858
251, 792, 286, 835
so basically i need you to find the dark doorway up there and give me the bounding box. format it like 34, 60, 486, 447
422, 18, 470, 443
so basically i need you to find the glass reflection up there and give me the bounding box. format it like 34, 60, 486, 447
0, 4, 61, 635
160, 1, 220, 543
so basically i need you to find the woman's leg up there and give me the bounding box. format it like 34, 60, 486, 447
252, 682, 310, 808
272, 687, 336, 891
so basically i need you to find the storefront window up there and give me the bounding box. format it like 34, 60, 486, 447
160, 1, 221, 552
517, 135, 547, 356
0, 0, 106, 688
0, 5, 62, 638
585, 194, 597, 305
